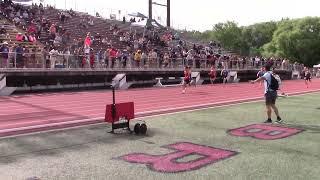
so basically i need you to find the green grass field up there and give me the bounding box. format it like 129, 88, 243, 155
0, 93, 319, 180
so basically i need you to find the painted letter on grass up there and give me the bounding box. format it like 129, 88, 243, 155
228, 124, 303, 140
120, 142, 237, 173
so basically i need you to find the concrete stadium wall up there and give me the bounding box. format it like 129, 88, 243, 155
3, 69, 292, 93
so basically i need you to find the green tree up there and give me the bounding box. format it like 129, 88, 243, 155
211, 21, 243, 53
242, 22, 278, 56
263, 17, 320, 66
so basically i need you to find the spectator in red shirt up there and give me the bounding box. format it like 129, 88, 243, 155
27, 24, 37, 34
84, 33, 92, 48
109, 48, 117, 68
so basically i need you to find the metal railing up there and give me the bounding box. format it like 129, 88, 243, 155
0, 52, 301, 71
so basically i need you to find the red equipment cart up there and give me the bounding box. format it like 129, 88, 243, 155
105, 86, 147, 134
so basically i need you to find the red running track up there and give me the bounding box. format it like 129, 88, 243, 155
0, 79, 319, 138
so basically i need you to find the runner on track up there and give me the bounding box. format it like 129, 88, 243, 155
182, 66, 191, 94
304, 68, 312, 88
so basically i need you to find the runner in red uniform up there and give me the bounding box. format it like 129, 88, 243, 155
182, 66, 191, 94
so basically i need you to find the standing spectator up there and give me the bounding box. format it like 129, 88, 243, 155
163, 52, 170, 68
0, 42, 9, 68
141, 51, 147, 68
209, 65, 217, 84
49, 48, 59, 69
29, 48, 37, 68
121, 49, 129, 68
109, 48, 117, 68
84, 33, 92, 48
104, 48, 109, 68
221, 66, 229, 85
171, 51, 177, 68
134, 50, 142, 68
149, 49, 157, 68
89, 51, 95, 68
15, 44, 24, 68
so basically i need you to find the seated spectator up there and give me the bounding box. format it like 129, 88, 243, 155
79, 18, 87, 29
113, 30, 119, 35
15, 10, 21, 17
69, 9, 76, 16
119, 36, 124, 42
22, 33, 29, 42
27, 24, 37, 34
28, 34, 37, 43
62, 32, 71, 45
53, 33, 62, 45
16, 33, 23, 41
96, 12, 101, 18
94, 33, 101, 44
88, 18, 94, 26
60, 13, 66, 23
13, 16, 21, 24
0, 26, 6, 35
9, 12, 14, 19
22, 10, 29, 19
102, 37, 109, 44
49, 23, 56, 39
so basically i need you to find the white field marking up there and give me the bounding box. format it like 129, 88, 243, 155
0, 118, 105, 140
136, 90, 320, 119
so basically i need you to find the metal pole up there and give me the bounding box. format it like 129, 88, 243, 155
111, 86, 116, 132
149, 0, 152, 20
167, 0, 170, 27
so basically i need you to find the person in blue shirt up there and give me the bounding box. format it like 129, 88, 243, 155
251, 64, 282, 123
221, 66, 229, 85
256, 67, 265, 86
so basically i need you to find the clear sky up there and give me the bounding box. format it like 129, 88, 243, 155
30, 0, 320, 31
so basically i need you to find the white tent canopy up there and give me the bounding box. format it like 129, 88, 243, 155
313, 64, 320, 68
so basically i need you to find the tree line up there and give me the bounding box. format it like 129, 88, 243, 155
185, 17, 320, 67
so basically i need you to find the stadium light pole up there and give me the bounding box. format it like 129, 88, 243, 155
149, 0, 152, 20
167, 0, 170, 27
151, 0, 171, 27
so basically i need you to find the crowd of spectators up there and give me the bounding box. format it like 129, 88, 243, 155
0, 0, 306, 72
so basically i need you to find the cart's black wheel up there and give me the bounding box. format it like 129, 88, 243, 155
140, 123, 147, 135
134, 123, 141, 134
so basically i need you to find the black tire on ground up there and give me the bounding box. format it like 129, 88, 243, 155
134, 123, 141, 134
140, 123, 147, 135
